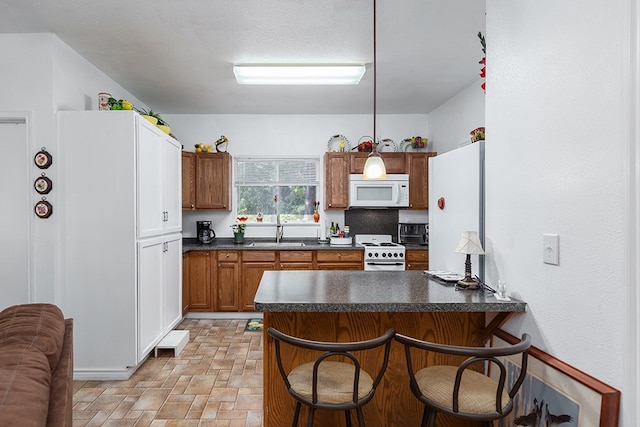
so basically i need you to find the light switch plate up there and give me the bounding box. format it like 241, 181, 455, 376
543, 234, 559, 265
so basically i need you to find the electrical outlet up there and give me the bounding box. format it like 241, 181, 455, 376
543, 234, 559, 265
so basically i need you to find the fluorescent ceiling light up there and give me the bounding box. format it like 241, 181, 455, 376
233, 65, 366, 85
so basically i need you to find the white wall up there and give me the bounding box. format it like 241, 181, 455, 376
486, 0, 635, 425
166, 113, 429, 238
0, 33, 144, 308
427, 79, 486, 154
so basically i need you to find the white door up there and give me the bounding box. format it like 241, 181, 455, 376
163, 136, 182, 234
0, 118, 30, 309
163, 234, 182, 332
137, 120, 164, 238
137, 237, 165, 361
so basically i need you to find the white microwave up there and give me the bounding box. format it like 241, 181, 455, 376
349, 174, 409, 208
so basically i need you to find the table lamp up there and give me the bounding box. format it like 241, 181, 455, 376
454, 231, 484, 289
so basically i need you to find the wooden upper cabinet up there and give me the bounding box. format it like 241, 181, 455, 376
181, 152, 196, 210
406, 152, 437, 209
350, 152, 406, 174
323, 152, 349, 210
193, 152, 232, 210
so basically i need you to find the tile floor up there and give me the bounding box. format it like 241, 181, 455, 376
72, 319, 264, 427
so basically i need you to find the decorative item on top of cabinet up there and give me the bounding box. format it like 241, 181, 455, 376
406, 152, 437, 209
327, 134, 350, 152
406, 249, 429, 271
182, 152, 232, 210
323, 152, 349, 210
377, 138, 398, 152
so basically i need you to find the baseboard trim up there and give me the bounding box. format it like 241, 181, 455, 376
184, 312, 262, 320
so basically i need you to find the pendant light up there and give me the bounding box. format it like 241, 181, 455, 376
363, 0, 387, 180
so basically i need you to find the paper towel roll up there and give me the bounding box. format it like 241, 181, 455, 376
319, 219, 327, 240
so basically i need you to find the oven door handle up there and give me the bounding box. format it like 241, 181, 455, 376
366, 262, 405, 266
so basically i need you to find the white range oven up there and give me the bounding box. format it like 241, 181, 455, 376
355, 234, 406, 271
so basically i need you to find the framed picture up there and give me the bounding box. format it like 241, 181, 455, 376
492, 328, 620, 427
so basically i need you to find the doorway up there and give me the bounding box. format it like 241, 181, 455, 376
0, 116, 30, 307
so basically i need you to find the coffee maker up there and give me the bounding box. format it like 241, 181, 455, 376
197, 221, 216, 244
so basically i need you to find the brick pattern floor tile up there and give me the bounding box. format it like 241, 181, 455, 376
73, 319, 263, 427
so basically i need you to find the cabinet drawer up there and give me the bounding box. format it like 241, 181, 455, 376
217, 251, 239, 262
406, 250, 429, 262
243, 251, 276, 262
279, 251, 313, 262
317, 250, 363, 263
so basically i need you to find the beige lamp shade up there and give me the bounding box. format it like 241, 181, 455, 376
363, 153, 387, 180
454, 231, 485, 255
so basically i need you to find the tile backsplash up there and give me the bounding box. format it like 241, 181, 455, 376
345, 209, 399, 242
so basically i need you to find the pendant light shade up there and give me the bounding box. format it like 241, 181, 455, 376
362, 0, 386, 180
363, 150, 387, 180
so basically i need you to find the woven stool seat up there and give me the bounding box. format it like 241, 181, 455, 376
289, 361, 374, 404
395, 333, 531, 427
268, 327, 394, 427
415, 365, 510, 414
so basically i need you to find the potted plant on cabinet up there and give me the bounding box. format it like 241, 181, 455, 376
138, 108, 171, 134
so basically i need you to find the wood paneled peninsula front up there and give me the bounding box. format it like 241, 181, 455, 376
254, 270, 527, 427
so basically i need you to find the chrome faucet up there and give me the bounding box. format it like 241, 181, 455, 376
276, 215, 284, 243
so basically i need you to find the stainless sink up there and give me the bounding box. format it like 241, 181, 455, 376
248, 242, 306, 247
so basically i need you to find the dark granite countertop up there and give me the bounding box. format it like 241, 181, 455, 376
254, 270, 527, 313
182, 237, 362, 252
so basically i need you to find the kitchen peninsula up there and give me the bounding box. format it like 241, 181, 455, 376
254, 270, 527, 427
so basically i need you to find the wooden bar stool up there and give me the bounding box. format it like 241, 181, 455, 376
394, 332, 531, 427
267, 327, 395, 427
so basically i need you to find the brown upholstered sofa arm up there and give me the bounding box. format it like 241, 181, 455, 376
0, 304, 74, 427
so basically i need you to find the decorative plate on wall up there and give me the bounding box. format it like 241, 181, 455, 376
35, 198, 53, 218
34, 174, 52, 195
34, 148, 53, 169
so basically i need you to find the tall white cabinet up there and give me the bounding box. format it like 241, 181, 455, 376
58, 111, 182, 380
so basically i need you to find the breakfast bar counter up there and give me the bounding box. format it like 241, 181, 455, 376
255, 270, 527, 427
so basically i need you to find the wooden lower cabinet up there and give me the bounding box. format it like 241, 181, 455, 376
263, 311, 484, 427
316, 250, 363, 270
242, 251, 277, 312
184, 249, 365, 312
406, 249, 429, 271
278, 251, 314, 270
184, 250, 213, 311
182, 253, 190, 315
216, 251, 240, 311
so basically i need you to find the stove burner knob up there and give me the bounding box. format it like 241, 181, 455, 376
382, 252, 387, 258
374, 252, 379, 257
399, 253, 404, 258
393, 253, 398, 258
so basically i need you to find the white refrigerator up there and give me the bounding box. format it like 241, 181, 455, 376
428, 141, 485, 279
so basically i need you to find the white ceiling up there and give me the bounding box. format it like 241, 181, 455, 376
0, 0, 486, 115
